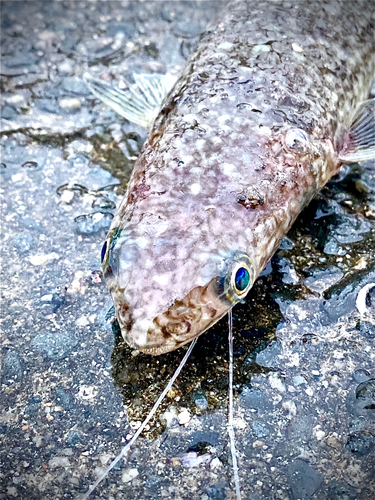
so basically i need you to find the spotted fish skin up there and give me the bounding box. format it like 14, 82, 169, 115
101, 0, 375, 354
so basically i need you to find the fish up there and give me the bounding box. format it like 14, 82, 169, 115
81, 1, 375, 498
85, 0, 375, 358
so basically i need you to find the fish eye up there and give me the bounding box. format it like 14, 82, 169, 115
285, 128, 309, 154
216, 252, 255, 304
101, 240, 107, 263
233, 265, 250, 294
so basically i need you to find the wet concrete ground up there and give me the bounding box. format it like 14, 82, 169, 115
1, 2, 375, 500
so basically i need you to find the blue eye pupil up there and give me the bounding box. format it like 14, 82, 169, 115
101, 241, 107, 263
234, 267, 250, 292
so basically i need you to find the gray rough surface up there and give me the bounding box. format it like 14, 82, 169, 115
1, 2, 375, 500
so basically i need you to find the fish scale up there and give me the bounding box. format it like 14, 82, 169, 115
95, 0, 375, 356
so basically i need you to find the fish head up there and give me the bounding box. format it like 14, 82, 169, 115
101, 219, 256, 355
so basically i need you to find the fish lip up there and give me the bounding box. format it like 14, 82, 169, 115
137, 306, 231, 356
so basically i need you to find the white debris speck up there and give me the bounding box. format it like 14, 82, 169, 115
160, 406, 178, 427
233, 417, 247, 429
218, 114, 231, 123
293, 375, 306, 386
121, 468, 138, 483
210, 457, 222, 470
177, 408, 191, 425
40, 294, 53, 302
252, 44, 271, 53
190, 183, 202, 195
29, 253, 60, 266
180, 452, 211, 468
305, 387, 314, 396
268, 373, 286, 392
134, 236, 149, 249
76, 385, 98, 400
292, 43, 304, 52
59, 98, 81, 110
6, 94, 25, 105
11, 173, 24, 183
315, 430, 326, 441
222, 163, 236, 176
282, 400, 297, 418
218, 41, 233, 50
33, 435, 43, 447
286, 352, 300, 367
48, 457, 71, 468
253, 440, 264, 448
100, 453, 113, 466
60, 190, 74, 204
76, 315, 90, 327
38, 30, 56, 40
313, 425, 326, 441
153, 273, 170, 286
92, 212, 104, 223
129, 420, 142, 430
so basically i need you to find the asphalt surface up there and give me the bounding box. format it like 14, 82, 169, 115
1, 2, 375, 499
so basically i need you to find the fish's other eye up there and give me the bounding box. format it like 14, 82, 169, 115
232, 264, 251, 295
101, 240, 107, 263
285, 128, 309, 154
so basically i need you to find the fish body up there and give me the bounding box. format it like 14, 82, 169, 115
100, 0, 375, 354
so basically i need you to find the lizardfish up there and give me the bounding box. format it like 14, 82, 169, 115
85, 0, 374, 355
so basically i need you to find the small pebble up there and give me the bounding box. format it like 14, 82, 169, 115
48, 457, 70, 468
13, 232, 34, 253
177, 409, 191, 425
206, 484, 226, 500
346, 431, 374, 456
59, 98, 81, 110
2, 105, 18, 120
121, 468, 138, 483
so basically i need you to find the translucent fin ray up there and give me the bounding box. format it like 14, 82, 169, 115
83, 72, 178, 129
339, 98, 375, 163
80, 339, 196, 500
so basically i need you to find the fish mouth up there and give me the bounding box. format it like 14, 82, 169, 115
115, 278, 230, 355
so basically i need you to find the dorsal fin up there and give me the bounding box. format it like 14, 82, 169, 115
339, 98, 375, 164
83, 72, 178, 129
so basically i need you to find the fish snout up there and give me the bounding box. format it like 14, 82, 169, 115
112, 251, 256, 355
124, 281, 228, 355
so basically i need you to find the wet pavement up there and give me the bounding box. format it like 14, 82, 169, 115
1, 2, 375, 500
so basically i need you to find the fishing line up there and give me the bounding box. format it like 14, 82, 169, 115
80, 338, 197, 500
228, 309, 242, 500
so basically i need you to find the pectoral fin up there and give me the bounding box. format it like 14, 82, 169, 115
83, 72, 178, 129
339, 98, 375, 164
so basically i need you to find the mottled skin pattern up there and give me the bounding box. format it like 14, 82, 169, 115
102, 0, 375, 354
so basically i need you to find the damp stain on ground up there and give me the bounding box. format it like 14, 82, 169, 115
1, 2, 375, 500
